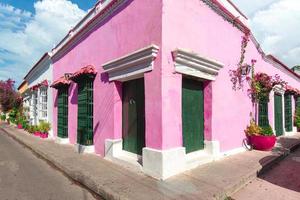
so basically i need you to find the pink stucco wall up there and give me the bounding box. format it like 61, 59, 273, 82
52, 0, 300, 156
161, 0, 300, 152
53, 0, 163, 155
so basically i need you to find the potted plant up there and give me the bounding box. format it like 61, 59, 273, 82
22, 120, 29, 130
245, 120, 276, 151
33, 125, 41, 137
294, 106, 300, 131
27, 125, 35, 134
39, 121, 51, 139
0, 114, 6, 122
17, 118, 23, 129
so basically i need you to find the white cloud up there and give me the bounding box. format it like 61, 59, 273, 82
249, 0, 300, 67
232, 0, 300, 67
231, 0, 278, 17
0, 0, 86, 84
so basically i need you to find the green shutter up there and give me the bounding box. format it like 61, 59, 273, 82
182, 78, 204, 153
57, 87, 68, 138
284, 94, 292, 132
274, 94, 283, 136
296, 96, 300, 110
77, 77, 94, 145
258, 99, 269, 127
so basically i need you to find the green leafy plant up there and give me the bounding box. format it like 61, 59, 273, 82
294, 107, 300, 129
8, 108, 19, 124
245, 119, 274, 136
0, 114, 6, 121
39, 121, 51, 133
244, 119, 262, 136
260, 125, 274, 136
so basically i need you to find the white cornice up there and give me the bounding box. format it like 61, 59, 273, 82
103, 45, 159, 81
24, 53, 52, 82
172, 49, 224, 80
273, 85, 286, 95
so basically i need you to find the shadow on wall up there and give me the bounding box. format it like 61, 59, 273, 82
258, 137, 300, 192
70, 83, 78, 105
54, 90, 58, 107
100, 72, 109, 83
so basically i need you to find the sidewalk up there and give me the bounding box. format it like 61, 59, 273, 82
1, 123, 300, 200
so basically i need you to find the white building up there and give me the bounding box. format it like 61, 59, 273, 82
24, 53, 53, 137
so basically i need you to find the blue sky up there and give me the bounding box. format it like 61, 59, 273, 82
0, 0, 97, 84
0, 0, 299, 86
0, 0, 96, 12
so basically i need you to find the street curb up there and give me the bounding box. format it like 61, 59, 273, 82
218, 141, 300, 200
0, 126, 122, 200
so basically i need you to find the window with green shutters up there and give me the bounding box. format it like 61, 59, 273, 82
284, 94, 292, 132
296, 96, 300, 109
77, 77, 93, 146
258, 99, 269, 127
57, 87, 68, 138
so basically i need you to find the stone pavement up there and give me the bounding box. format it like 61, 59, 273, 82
1, 123, 300, 200
231, 147, 300, 200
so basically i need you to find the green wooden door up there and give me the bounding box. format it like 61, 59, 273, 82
122, 78, 145, 155
77, 78, 94, 145
258, 99, 269, 127
57, 87, 68, 138
284, 94, 292, 132
274, 94, 283, 136
182, 78, 204, 153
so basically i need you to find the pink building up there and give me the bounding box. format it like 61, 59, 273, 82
49, 0, 300, 179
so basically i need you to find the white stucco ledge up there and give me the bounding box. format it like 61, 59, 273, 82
142, 147, 185, 180
172, 48, 224, 80
102, 44, 159, 82
55, 137, 70, 145
75, 144, 95, 154
104, 139, 122, 158
204, 140, 220, 156
284, 127, 298, 136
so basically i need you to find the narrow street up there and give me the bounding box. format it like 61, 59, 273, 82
0, 129, 101, 200
232, 147, 300, 200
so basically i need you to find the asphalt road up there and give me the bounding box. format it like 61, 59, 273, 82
232, 147, 300, 200
0, 129, 101, 200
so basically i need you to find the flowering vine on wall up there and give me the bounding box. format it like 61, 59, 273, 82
248, 73, 287, 103
229, 33, 252, 90
229, 33, 288, 103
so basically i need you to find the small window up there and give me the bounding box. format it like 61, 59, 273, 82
39, 87, 48, 119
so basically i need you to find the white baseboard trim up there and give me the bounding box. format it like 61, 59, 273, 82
143, 147, 186, 180
75, 144, 95, 154
217, 147, 246, 159
55, 137, 70, 144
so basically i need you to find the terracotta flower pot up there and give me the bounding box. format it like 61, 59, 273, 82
249, 135, 276, 151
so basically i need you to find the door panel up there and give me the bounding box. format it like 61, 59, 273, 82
57, 87, 68, 138
274, 94, 283, 136
182, 78, 204, 153
77, 78, 94, 145
284, 94, 292, 132
122, 78, 145, 155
